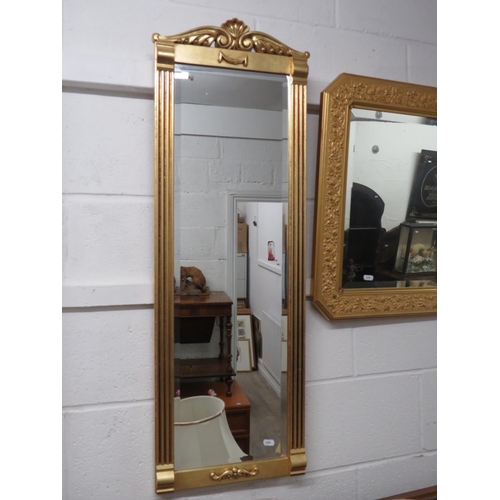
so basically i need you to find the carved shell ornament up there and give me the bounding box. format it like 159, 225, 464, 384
153, 18, 310, 58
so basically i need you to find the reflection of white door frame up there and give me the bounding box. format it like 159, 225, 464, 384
227, 192, 285, 373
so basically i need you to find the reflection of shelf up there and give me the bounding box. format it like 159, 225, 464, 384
377, 268, 437, 282
174, 291, 233, 317
175, 358, 236, 379
174, 291, 235, 395
257, 259, 282, 275
342, 262, 437, 289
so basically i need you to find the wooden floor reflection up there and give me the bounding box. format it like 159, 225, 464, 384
236, 370, 283, 460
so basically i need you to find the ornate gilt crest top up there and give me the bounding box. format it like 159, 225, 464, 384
153, 18, 310, 59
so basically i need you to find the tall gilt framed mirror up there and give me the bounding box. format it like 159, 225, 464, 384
153, 19, 308, 493
312, 73, 437, 320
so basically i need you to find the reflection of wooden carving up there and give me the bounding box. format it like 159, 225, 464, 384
179, 266, 210, 295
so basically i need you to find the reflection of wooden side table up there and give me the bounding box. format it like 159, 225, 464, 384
174, 291, 235, 396
180, 380, 251, 455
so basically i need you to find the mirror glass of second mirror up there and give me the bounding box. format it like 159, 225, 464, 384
343, 109, 437, 289
173, 63, 289, 470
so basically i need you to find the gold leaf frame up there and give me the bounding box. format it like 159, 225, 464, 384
312, 73, 437, 320
153, 19, 309, 493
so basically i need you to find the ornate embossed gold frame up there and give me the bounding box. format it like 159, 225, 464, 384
152, 19, 308, 493
312, 73, 437, 320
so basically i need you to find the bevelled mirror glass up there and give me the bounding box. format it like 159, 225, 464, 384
312, 73, 437, 320
152, 19, 308, 493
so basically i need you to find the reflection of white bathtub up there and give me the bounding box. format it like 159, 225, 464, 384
174, 396, 247, 470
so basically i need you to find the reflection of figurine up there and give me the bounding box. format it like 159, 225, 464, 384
267, 241, 275, 261
179, 266, 209, 295
407, 244, 436, 273
346, 259, 358, 281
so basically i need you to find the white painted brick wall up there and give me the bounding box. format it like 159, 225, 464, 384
62, 92, 153, 196
62, 1, 437, 498
62, 195, 153, 286
62, 0, 436, 102
337, 0, 437, 44
62, 308, 154, 406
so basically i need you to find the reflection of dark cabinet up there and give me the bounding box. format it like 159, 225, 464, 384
174, 291, 235, 396
344, 182, 385, 283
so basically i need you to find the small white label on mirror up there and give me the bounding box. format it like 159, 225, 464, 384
363, 275, 374, 281
263, 439, 275, 446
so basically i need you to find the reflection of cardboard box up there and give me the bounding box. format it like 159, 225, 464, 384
238, 223, 248, 253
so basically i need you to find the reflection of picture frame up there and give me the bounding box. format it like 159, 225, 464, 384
237, 339, 251, 372
237, 314, 255, 369
406, 149, 437, 221
251, 314, 262, 360
237, 319, 246, 338
281, 340, 287, 372
281, 314, 287, 341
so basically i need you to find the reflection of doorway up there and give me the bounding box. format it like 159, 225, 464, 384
235, 200, 284, 385
227, 194, 286, 370
227, 194, 288, 459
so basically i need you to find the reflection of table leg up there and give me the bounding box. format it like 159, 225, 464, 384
225, 376, 233, 397
218, 316, 225, 361
225, 316, 233, 396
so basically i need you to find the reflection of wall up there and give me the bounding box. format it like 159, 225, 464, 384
62, 3, 437, 499
346, 120, 437, 231
174, 105, 286, 358
174, 103, 286, 292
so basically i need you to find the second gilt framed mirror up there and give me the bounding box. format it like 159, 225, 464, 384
312, 73, 437, 320
153, 19, 308, 493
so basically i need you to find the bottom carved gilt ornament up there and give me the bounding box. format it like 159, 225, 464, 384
210, 466, 259, 481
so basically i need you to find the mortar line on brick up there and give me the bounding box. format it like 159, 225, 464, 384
62, 304, 153, 313
62, 192, 153, 199
307, 367, 436, 386
62, 83, 321, 115
329, 26, 437, 46
307, 450, 437, 476
62, 83, 153, 100
63, 399, 153, 413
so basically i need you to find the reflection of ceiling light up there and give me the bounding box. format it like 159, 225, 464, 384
174, 70, 193, 80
